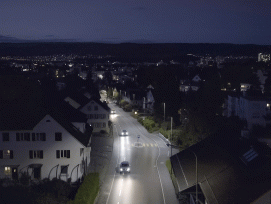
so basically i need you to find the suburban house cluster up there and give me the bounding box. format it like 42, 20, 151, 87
0, 86, 111, 183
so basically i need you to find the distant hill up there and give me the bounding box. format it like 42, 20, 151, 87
0, 42, 270, 61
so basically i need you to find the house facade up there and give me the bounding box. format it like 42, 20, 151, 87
0, 114, 91, 183
63, 91, 111, 133
80, 98, 111, 133
224, 93, 271, 130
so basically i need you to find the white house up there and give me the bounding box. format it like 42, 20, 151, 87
179, 74, 201, 92
0, 113, 91, 183
79, 97, 111, 132
225, 93, 271, 130
62, 91, 111, 133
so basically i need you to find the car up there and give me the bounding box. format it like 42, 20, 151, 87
121, 130, 128, 136
120, 161, 130, 173
111, 109, 116, 114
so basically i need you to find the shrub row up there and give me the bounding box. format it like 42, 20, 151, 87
68, 173, 99, 204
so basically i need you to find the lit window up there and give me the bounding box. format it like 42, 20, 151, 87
4, 167, 11, 175
1, 150, 13, 159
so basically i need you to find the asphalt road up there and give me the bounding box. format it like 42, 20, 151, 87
94, 100, 179, 204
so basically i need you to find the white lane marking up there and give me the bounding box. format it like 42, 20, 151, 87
106, 125, 120, 204
119, 190, 122, 196
155, 142, 166, 204
168, 151, 170, 157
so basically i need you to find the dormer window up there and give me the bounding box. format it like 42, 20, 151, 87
94, 106, 98, 111
87, 106, 91, 111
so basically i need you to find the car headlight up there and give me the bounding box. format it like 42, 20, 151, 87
120, 168, 123, 171
127, 168, 130, 171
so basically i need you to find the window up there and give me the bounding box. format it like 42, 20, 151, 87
0, 150, 13, 159
94, 106, 98, 111
61, 165, 68, 174
4, 167, 11, 176
87, 106, 91, 111
103, 122, 106, 128
2, 133, 9, 142
94, 114, 99, 119
56, 150, 70, 158
29, 150, 43, 159
87, 114, 93, 119
40, 133, 46, 141
16, 133, 30, 141
31, 133, 46, 141
55, 133, 62, 141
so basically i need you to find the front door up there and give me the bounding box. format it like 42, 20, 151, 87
12, 168, 18, 180
33, 167, 41, 179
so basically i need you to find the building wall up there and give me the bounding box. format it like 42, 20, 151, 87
80, 101, 110, 132
0, 115, 90, 182
239, 97, 267, 129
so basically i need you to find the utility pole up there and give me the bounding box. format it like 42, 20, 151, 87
164, 102, 166, 122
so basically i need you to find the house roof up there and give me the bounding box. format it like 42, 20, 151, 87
171, 134, 271, 204
0, 103, 91, 147
47, 111, 91, 147
83, 96, 111, 112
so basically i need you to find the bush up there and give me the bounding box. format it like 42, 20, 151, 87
124, 104, 132, 112
19, 172, 31, 185
68, 173, 99, 204
143, 117, 155, 131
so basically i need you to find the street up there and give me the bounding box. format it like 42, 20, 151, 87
94, 98, 179, 204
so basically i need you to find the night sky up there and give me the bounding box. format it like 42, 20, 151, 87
1, 0, 271, 45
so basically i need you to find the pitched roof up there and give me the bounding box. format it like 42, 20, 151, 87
0, 103, 91, 147
48, 111, 91, 147
171, 135, 271, 204
83, 96, 111, 112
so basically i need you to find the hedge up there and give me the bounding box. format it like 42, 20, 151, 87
68, 173, 99, 204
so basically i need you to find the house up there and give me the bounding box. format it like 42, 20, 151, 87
122, 88, 145, 108
0, 108, 91, 183
179, 74, 201, 92
170, 135, 271, 204
224, 93, 271, 130
61, 91, 111, 133
145, 85, 155, 114
80, 97, 111, 133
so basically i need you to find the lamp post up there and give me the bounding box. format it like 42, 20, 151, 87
143, 97, 146, 114
164, 102, 166, 122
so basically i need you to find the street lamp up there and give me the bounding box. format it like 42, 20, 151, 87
164, 103, 166, 122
